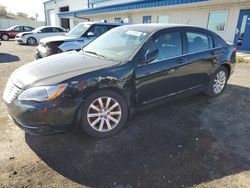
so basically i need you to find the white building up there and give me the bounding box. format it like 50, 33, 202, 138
44, 0, 250, 51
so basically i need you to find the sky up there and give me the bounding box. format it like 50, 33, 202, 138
0, 0, 46, 21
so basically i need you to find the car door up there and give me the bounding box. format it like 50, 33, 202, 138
37, 27, 53, 41
51, 27, 65, 36
9, 26, 22, 38
184, 30, 216, 87
135, 29, 191, 105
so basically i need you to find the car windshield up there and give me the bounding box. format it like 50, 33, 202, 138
83, 27, 150, 61
66, 24, 91, 37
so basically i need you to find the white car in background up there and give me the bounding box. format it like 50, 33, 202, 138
15, 26, 67, 45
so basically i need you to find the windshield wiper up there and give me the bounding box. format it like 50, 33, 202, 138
84, 50, 106, 59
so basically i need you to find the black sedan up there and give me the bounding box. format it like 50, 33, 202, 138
3, 24, 236, 138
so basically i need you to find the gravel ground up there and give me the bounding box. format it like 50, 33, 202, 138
0, 41, 250, 188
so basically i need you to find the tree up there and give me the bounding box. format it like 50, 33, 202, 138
0, 4, 7, 16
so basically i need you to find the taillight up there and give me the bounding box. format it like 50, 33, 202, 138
233, 47, 237, 54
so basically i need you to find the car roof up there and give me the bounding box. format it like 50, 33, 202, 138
8, 25, 34, 28
118, 23, 208, 33
15, 25, 34, 27
78, 21, 123, 26
36, 26, 64, 30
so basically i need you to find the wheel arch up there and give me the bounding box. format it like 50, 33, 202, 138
26, 36, 37, 44
1, 33, 9, 36
1, 33, 9, 39
73, 86, 135, 132
220, 63, 231, 77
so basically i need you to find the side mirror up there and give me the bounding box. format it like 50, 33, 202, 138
145, 49, 159, 63
87, 32, 95, 37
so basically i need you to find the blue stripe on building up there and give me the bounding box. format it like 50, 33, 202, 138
58, 0, 209, 18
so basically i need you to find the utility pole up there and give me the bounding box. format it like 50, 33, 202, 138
35, 13, 39, 21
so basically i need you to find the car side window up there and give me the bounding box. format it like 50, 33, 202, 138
88, 25, 110, 37
52, 27, 63, 32
24, 26, 33, 31
146, 31, 183, 63
41, 28, 53, 33
214, 35, 226, 47
14, 26, 21, 32
186, 32, 210, 53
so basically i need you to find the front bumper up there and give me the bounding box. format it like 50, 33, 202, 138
5, 97, 79, 135
10, 116, 67, 135
15, 37, 25, 44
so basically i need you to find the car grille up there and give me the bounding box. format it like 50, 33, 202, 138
3, 79, 23, 104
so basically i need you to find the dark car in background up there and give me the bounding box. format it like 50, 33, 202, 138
35, 22, 123, 59
3, 24, 236, 138
0, 25, 34, 41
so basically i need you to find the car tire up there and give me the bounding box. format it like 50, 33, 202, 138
27, 37, 37, 45
1, 34, 9, 41
80, 90, 128, 138
205, 66, 229, 97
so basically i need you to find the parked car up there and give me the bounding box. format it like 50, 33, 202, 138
3, 24, 236, 138
35, 22, 123, 59
0, 25, 34, 41
15, 26, 67, 45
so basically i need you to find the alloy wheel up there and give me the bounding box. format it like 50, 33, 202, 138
27, 38, 36, 45
213, 70, 226, 94
87, 96, 122, 132
1, 34, 9, 41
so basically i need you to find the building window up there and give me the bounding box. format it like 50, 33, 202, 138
207, 10, 228, 32
59, 6, 69, 12
143, 16, 152, 23
115, 17, 121, 23
157, 15, 169, 23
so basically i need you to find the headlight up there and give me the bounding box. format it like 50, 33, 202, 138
18, 84, 67, 102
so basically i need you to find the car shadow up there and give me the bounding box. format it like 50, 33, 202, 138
0, 53, 20, 63
25, 84, 250, 188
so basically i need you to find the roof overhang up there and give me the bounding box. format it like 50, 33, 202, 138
58, 0, 209, 18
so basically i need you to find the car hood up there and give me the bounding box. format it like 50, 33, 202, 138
16, 32, 33, 36
10, 51, 120, 89
0, 29, 7, 32
40, 35, 79, 44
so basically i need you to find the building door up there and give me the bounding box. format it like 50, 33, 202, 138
48, 9, 56, 26
61, 18, 70, 30
234, 9, 250, 51
60, 6, 70, 30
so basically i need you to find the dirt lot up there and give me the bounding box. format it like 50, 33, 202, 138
0, 41, 250, 188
